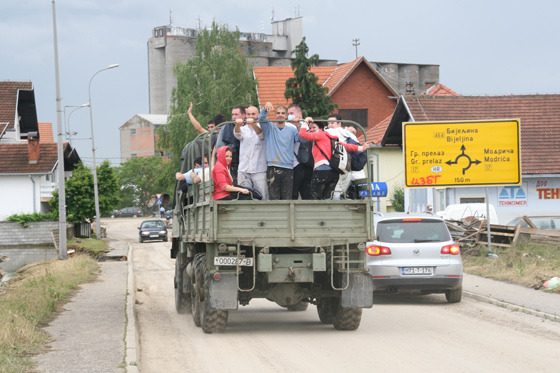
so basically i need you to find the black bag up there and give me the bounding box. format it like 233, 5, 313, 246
347, 137, 367, 171
296, 141, 314, 167
314, 138, 351, 175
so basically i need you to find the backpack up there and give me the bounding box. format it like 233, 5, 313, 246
314, 137, 351, 175
346, 137, 367, 171
295, 141, 314, 167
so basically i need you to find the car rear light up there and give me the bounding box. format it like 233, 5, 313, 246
367, 244, 392, 256
213, 273, 221, 281
441, 243, 461, 255
401, 218, 422, 222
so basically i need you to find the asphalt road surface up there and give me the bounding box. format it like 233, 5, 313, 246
109, 218, 560, 373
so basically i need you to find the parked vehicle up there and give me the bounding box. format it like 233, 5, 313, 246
366, 212, 463, 303
171, 121, 375, 333
138, 219, 168, 243
117, 207, 143, 218
505, 215, 560, 230
436, 203, 499, 224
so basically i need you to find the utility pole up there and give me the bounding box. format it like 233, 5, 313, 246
352, 38, 360, 59
51, 0, 67, 260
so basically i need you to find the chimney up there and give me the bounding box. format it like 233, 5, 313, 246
28, 131, 40, 164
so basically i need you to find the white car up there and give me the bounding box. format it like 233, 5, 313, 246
366, 212, 463, 303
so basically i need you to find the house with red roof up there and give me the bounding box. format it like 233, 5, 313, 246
0, 81, 81, 219
379, 94, 560, 223
254, 56, 398, 133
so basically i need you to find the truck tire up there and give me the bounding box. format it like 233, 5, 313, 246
191, 253, 205, 327
200, 263, 228, 334
287, 301, 309, 311
445, 287, 462, 303
316, 299, 334, 324
174, 258, 191, 314
332, 297, 362, 331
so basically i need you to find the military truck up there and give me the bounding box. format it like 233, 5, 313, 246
171, 121, 375, 333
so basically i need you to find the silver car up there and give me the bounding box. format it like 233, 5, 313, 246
366, 212, 463, 303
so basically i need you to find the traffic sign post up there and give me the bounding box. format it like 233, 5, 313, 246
403, 119, 521, 188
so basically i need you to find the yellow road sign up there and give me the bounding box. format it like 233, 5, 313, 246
403, 119, 521, 188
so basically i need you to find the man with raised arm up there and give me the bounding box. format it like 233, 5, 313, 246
234, 106, 269, 199
258, 102, 306, 200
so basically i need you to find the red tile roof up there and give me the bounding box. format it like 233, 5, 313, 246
402, 95, 560, 174
360, 115, 392, 144
254, 57, 396, 120
38, 123, 54, 143
422, 84, 460, 96
0, 81, 33, 130
0, 142, 59, 174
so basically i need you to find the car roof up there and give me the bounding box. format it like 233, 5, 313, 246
374, 212, 444, 223
141, 219, 164, 223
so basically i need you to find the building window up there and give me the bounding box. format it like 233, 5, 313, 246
130, 129, 136, 135
339, 109, 368, 128
460, 197, 485, 203
131, 153, 137, 158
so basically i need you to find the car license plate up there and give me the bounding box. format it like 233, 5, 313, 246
214, 257, 254, 266
402, 267, 433, 275
149, 234, 159, 238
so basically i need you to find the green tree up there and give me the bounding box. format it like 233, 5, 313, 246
284, 37, 337, 118
390, 186, 405, 212
50, 161, 119, 223
116, 156, 172, 214
157, 21, 258, 172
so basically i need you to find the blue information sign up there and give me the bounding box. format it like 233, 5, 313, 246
359, 182, 388, 198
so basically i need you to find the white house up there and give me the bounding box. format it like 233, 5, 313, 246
0, 81, 80, 220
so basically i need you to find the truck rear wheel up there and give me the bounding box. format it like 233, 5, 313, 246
174, 258, 191, 314
191, 253, 205, 327
332, 297, 362, 331
316, 299, 334, 324
200, 263, 228, 334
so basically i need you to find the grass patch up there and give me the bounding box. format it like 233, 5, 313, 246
462, 242, 560, 292
68, 238, 109, 258
0, 255, 99, 372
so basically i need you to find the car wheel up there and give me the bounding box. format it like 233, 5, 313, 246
445, 287, 462, 303
164, 237, 168, 242
139, 237, 143, 243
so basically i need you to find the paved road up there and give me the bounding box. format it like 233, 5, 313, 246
33, 218, 560, 372
126, 219, 560, 373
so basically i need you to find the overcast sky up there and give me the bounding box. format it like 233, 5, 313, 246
3, 0, 559, 167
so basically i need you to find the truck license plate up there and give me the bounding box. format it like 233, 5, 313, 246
214, 257, 254, 266
402, 267, 433, 275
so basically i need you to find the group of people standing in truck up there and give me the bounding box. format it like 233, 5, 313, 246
178, 102, 371, 201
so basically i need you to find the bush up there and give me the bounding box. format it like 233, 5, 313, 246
6, 212, 57, 228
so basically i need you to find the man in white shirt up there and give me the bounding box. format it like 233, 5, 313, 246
234, 106, 269, 200
326, 114, 366, 199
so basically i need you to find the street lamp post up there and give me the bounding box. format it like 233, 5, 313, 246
64, 103, 89, 144
88, 64, 119, 238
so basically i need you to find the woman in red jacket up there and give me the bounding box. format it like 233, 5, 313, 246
212, 146, 251, 200
299, 119, 370, 200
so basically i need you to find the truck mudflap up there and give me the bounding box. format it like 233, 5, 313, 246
208, 273, 238, 310
341, 273, 374, 308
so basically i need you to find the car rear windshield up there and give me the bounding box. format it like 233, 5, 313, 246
377, 219, 451, 243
